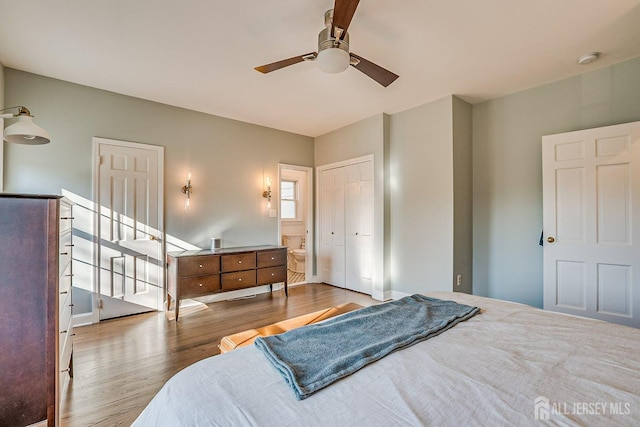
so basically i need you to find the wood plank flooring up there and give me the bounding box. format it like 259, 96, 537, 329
60, 283, 377, 426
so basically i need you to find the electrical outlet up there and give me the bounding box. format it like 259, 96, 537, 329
456, 274, 462, 286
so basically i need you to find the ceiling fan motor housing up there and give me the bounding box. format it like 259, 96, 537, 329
318, 26, 349, 54
318, 8, 349, 55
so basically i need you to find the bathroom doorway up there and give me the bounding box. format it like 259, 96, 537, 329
278, 164, 313, 285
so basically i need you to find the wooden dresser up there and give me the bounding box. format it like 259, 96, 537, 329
167, 245, 287, 321
0, 194, 73, 426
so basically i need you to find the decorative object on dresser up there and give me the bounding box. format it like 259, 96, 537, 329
166, 245, 287, 321
0, 194, 73, 426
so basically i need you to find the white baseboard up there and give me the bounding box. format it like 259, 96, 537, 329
389, 290, 412, 300
73, 312, 95, 327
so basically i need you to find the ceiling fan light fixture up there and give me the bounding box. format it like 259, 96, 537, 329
317, 47, 350, 73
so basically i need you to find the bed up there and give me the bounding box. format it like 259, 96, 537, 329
133, 292, 640, 426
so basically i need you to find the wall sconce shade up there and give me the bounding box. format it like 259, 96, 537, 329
262, 176, 272, 208
181, 175, 193, 211
0, 106, 50, 145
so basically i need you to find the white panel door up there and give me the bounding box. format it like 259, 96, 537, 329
97, 139, 164, 320
345, 161, 373, 295
320, 167, 345, 287
542, 121, 640, 327
331, 168, 346, 287
320, 170, 334, 283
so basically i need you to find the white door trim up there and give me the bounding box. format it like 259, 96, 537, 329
92, 137, 165, 323
278, 163, 314, 282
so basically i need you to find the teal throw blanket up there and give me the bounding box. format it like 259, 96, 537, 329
254, 294, 480, 400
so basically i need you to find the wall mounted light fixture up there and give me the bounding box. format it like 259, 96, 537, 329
0, 106, 50, 144
181, 173, 193, 211
262, 176, 272, 208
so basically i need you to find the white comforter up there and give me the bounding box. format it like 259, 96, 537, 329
133, 292, 640, 426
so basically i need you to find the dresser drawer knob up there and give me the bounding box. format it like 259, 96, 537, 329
271, 273, 275, 276
238, 260, 242, 264
238, 278, 242, 282
271, 257, 275, 260
199, 264, 203, 268
199, 283, 203, 287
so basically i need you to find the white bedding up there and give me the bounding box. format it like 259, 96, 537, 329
133, 292, 640, 426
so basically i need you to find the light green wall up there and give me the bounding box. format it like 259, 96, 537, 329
389, 96, 455, 295
452, 96, 473, 294
5, 55, 640, 312
3, 69, 314, 250
473, 56, 640, 307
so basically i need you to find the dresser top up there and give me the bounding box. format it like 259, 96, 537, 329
0, 193, 63, 199
168, 245, 287, 258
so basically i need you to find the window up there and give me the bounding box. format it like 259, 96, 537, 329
281, 180, 298, 220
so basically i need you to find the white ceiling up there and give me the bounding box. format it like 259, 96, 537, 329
1, 1, 640, 137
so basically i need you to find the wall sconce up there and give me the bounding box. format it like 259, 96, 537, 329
0, 106, 50, 144
262, 176, 272, 208
181, 173, 193, 211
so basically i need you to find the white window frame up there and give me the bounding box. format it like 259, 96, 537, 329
280, 179, 300, 221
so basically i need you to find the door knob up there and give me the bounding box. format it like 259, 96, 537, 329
547, 236, 555, 243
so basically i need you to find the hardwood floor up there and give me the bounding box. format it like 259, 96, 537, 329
61, 283, 377, 426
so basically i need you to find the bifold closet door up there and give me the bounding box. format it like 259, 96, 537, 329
345, 162, 374, 294
320, 167, 346, 287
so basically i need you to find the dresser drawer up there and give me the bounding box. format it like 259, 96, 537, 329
59, 230, 73, 271
60, 262, 72, 294
222, 270, 257, 291
60, 289, 73, 321
59, 203, 73, 233
257, 249, 286, 268
257, 265, 286, 285
59, 329, 73, 374
222, 253, 256, 272
179, 275, 221, 298
179, 255, 220, 277
58, 294, 72, 331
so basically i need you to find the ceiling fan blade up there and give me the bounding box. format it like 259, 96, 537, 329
255, 53, 317, 74
332, 0, 360, 39
350, 53, 399, 87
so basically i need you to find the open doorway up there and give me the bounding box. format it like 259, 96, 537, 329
278, 164, 313, 285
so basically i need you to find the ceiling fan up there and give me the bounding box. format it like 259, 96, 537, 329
255, 0, 399, 87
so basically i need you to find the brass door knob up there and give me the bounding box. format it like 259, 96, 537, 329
547, 236, 555, 243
